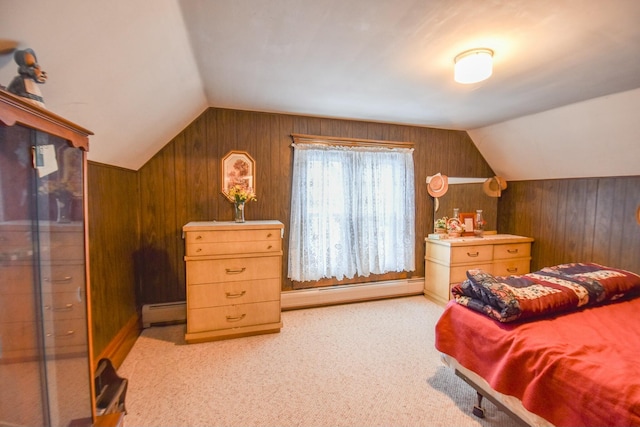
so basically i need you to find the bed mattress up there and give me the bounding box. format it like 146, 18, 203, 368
435, 297, 640, 427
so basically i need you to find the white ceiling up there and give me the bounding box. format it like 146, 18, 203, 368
1, 0, 640, 179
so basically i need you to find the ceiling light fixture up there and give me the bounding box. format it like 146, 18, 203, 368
454, 48, 494, 84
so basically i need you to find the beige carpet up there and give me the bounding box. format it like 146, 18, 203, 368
118, 295, 514, 427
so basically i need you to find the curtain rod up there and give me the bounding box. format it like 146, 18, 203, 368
291, 133, 414, 149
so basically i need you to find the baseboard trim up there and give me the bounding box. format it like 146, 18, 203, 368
281, 277, 424, 310
94, 312, 141, 369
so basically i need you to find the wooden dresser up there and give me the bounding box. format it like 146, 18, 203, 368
424, 234, 534, 305
182, 220, 284, 343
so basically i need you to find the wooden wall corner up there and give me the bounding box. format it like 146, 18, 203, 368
94, 313, 141, 369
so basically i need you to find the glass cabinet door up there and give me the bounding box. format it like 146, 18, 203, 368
0, 124, 92, 426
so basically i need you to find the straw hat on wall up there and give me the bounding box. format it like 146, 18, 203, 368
483, 176, 507, 197
427, 173, 449, 198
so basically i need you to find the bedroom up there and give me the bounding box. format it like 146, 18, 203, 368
1, 1, 640, 426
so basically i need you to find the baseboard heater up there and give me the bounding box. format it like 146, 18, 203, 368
281, 278, 424, 310
141, 301, 186, 328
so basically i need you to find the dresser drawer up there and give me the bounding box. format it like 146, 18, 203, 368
39, 231, 85, 262
188, 278, 280, 309
450, 263, 493, 283
186, 239, 281, 256
493, 259, 531, 277
0, 265, 34, 292
0, 293, 35, 323
187, 300, 281, 333
0, 229, 31, 247
185, 229, 281, 256
40, 264, 85, 293
43, 317, 87, 349
450, 245, 493, 264
0, 320, 38, 353
493, 243, 531, 260
41, 292, 86, 321
187, 255, 280, 285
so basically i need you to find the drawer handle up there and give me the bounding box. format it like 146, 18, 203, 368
47, 330, 75, 338
507, 249, 519, 254
267, 233, 273, 238
267, 245, 273, 250
196, 248, 202, 253
45, 276, 73, 283
195, 235, 202, 240
507, 267, 519, 273
225, 267, 246, 274
466, 252, 479, 257
225, 291, 246, 298
44, 303, 74, 312
226, 314, 246, 322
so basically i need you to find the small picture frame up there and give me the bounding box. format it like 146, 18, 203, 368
459, 212, 475, 236
221, 151, 255, 201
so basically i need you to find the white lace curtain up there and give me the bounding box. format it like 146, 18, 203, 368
288, 143, 415, 282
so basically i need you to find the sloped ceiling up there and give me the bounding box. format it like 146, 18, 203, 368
1, 0, 639, 179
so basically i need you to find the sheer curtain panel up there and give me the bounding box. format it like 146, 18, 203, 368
288, 143, 415, 282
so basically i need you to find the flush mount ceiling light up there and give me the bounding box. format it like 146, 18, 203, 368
454, 48, 494, 84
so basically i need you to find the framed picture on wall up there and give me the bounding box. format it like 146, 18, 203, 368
459, 212, 475, 236
221, 151, 255, 201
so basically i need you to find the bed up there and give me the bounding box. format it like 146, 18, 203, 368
434, 262, 640, 427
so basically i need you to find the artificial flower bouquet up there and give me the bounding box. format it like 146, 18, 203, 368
227, 184, 257, 204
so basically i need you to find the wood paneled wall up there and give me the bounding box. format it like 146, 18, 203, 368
498, 177, 640, 273
87, 162, 139, 358
86, 108, 640, 359
135, 108, 493, 305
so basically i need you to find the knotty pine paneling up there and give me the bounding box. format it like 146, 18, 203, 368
87, 161, 139, 358
135, 108, 493, 304
498, 177, 640, 273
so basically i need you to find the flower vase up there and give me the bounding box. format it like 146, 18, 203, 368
56, 196, 72, 223
234, 202, 245, 223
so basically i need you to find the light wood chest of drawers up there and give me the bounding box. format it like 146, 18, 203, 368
0, 222, 87, 360
424, 234, 534, 305
182, 220, 284, 343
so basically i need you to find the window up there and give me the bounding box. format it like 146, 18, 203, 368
288, 136, 415, 282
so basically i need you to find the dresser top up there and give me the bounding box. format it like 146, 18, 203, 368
425, 233, 534, 247
183, 220, 284, 231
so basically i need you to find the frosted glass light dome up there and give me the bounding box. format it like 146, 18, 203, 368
454, 49, 494, 84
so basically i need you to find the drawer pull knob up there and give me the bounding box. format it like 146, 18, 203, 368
195, 235, 202, 240
196, 248, 202, 253
467, 252, 479, 257
267, 233, 273, 237
507, 267, 519, 273
507, 249, 519, 254
225, 267, 246, 274
226, 291, 246, 298
267, 245, 273, 249
47, 330, 75, 338
44, 303, 74, 312
226, 314, 246, 322
45, 276, 73, 283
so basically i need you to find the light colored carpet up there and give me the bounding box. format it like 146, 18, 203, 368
118, 295, 514, 427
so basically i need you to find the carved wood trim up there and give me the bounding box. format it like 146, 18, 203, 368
0, 89, 92, 150
291, 133, 414, 149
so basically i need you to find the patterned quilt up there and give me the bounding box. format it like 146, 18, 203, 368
451, 262, 640, 322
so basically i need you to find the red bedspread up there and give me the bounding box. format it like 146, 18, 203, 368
435, 298, 640, 427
